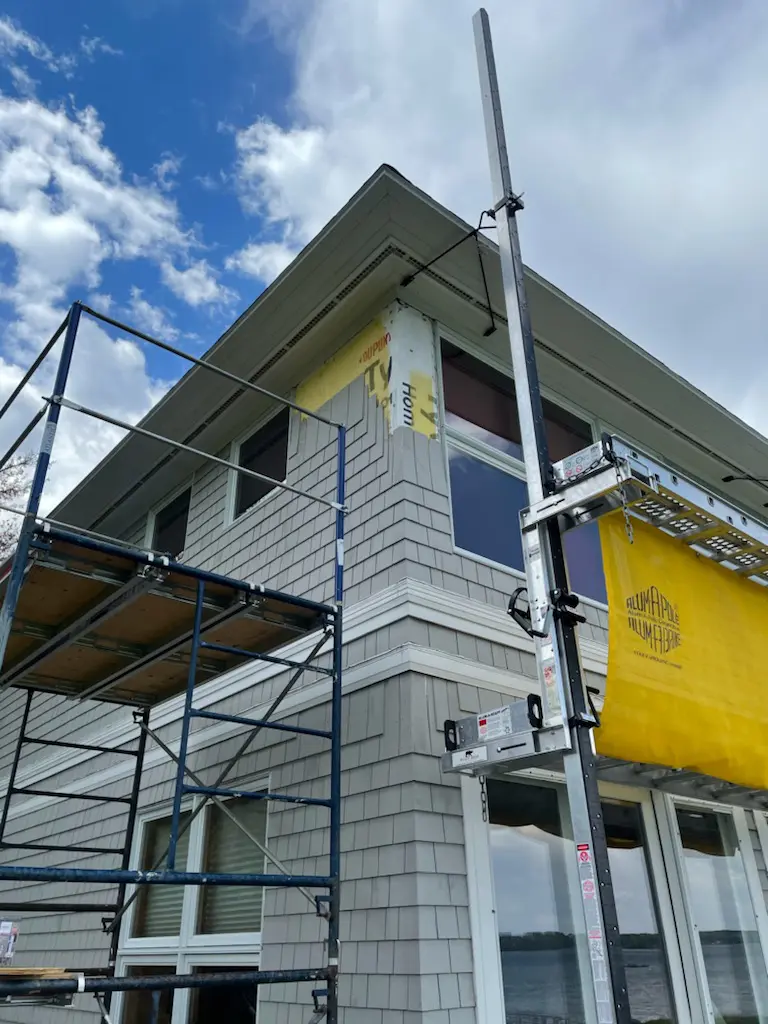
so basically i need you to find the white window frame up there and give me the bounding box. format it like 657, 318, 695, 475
464, 770, 768, 1024
434, 325, 607, 609
653, 790, 768, 1024
145, 480, 194, 558
224, 408, 290, 529
114, 792, 267, 1024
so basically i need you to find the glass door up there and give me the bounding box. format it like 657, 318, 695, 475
602, 797, 678, 1024
671, 804, 768, 1024
487, 779, 685, 1024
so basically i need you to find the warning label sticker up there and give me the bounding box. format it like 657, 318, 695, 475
476, 706, 513, 742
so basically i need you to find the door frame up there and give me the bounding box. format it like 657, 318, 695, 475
654, 790, 768, 1024
462, 770, 700, 1024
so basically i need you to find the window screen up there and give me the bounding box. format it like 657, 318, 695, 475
235, 409, 289, 518
152, 488, 191, 558
198, 798, 267, 934
133, 813, 190, 938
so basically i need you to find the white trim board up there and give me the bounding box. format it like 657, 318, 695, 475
2, 642, 539, 824
0, 577, 607, 799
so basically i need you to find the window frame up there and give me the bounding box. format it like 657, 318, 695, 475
653, 789, 768, 1024
225, 408, 290, 527
145, 481, 194, 559
115, 791, 268, 1023
464, 767, 768, 1024
435, 326, 607, 608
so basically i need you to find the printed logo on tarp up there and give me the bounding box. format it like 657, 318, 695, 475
626, 585, 681, 661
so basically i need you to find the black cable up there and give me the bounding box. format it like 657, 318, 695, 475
474, 214, 497, 336
722, 474, 768, 507
401, 210, 498, 331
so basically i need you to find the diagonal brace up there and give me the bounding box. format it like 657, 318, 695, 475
105, 628, 332, 933
138, 719, 321, 913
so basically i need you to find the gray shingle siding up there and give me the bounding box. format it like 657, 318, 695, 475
3, 302, 763, 1024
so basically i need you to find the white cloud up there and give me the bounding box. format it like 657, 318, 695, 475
80, 36, 123, 60
153, 152, 182, 192
0, 15, 75, 75
237, 0, 768, 437
0, 83, 210, 506
9, 65, 37, 97
194, 172, 225, 192
160, 259, 236, 308
225, 240, 295, 282
128, 286, 179, 341
88, 291, 113, 312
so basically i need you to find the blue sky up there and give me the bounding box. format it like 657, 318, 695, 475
0, 0, 766, 508
0, 0, 291, 353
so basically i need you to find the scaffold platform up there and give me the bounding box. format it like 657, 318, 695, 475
0, 301, 347, 1022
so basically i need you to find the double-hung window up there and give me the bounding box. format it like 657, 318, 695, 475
116, 796, 267, 1024
440, 339, 606, 603
152, 488, 192, 559
234, 409, 290, 520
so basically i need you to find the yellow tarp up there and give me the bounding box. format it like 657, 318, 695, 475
597, 512, 768, 790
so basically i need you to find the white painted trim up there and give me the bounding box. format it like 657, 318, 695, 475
460, 773, 505, 1024
0, 578, 608, 807
0, 642, 544, 825
754, 811, 768, 881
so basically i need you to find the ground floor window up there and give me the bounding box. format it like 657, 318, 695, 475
485, 778, 768, 1024
114, 795, 266, 1024
188, 967, 259, 1024
122, 965, 175, 1024
117, 960, 258, 1024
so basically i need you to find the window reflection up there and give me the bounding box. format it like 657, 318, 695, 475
448, 449, 528, 574
448, 448, 606, 603
441, 342, 592, 462
489, 780, 587, 1023
489, 782, 676, 1023
604, 800, 675, 1024
677, 808, 768, 1024
121, 966, 174, 1024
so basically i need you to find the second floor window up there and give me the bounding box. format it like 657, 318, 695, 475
235, 408, 290, 519
441, 340, 606, 604
152, 487, 191, 559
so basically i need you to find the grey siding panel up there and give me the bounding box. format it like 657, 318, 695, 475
258, 674, 476, 1024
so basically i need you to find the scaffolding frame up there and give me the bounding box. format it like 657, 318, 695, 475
0, 301, 347, 1021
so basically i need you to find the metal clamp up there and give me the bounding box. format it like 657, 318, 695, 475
507, 587, 548, 639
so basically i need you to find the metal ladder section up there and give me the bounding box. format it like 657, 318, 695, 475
0, 692, 149, 979
449, 11, 768, 1024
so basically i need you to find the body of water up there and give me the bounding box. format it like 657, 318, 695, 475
501, 946, 759, 1023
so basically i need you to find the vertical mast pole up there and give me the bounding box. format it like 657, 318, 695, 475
472, 10, 630, 1024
